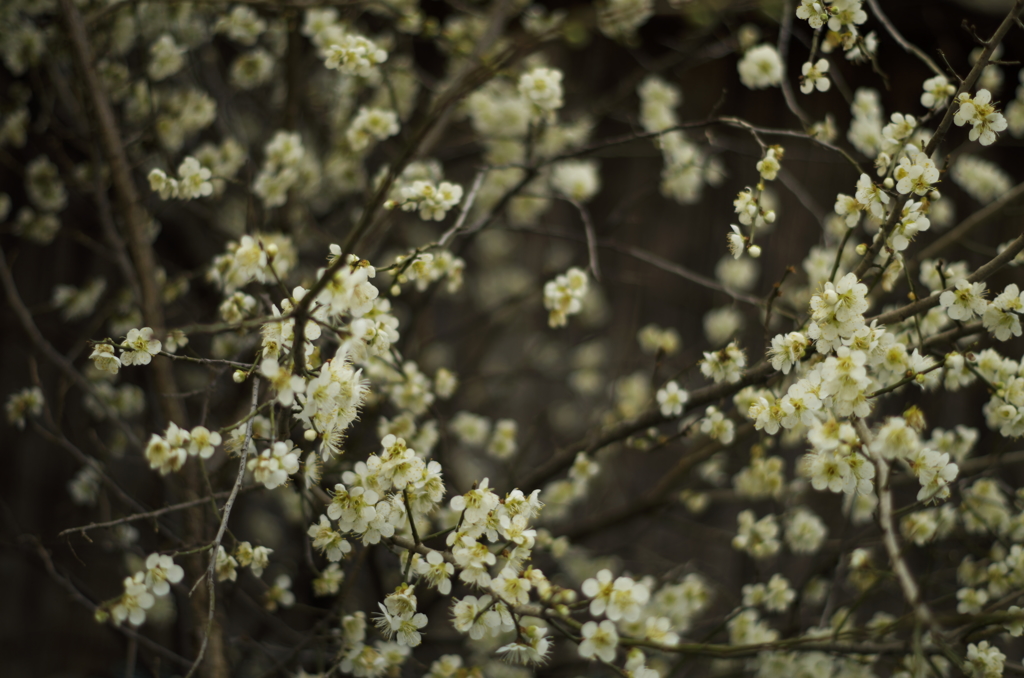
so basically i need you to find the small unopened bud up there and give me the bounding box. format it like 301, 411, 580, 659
882, 177, 894, 189
929, 189, 941, 200
384, 199, 398, 210
233, 370, 247, 383
303, 429, 317, 441
748, 244, 762, 258
266, 243, 279, 257
855, 243, 868, 255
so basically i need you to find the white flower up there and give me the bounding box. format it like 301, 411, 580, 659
229, 48, 275, 90
756, 147, 782, 180
637, 324, 681, 355
543, 267, 589, 327
518, 67, 564, 115
490, 567, 531, 607
870, 417, 919, 461
800, 59, 830, 94
451, 594, 498, 639
551, 160, 601, 202
308, 514, 352, 561
965, 640, 1005, 678
952, 155, 1012, 204
796, 0, 829, 29
414, 550, 454, 595
882, 112, 916, 147
25, 156, 67, 211
939, 279, 988, 321
733, 510, 781, 558
738, 44, 784, 90
768, 331, 808, 374
785, 507, 828, 554
921, 74, 956, 109
701, 341, 746, 383
496, 624, 550, 665
324, 34, 387, 76
145, 433, 186, 475
855, 172, 890, 219
248, 441, 301, 490
762, 573, 796, 612
176, 157, 213, 199
894, 150, 939, 196
313, 563, 344, 596
450, 477, 500, 524
579, 620, 619, 663
261, 357, 306, 407
726, 224, 745, 259
955, 90, 1008, 146
346, 107, 399, 151
214, 5, 267, 45
807, 273, 869, 353
657, 381, 689, 417
983, 283, 1024, 340
216, 545, 238, 582
264, 575, 295, 611
400, 180, 463, 221
111, 573, 155, 626
148, 33, 185, 81
251, 546, 273, 578
188, 426, 222, 459
144, 553, 184, 596
700, 406, 735, 443
449, 412, 491, 447
87, 343, 120, 375
121, 327, 162, 366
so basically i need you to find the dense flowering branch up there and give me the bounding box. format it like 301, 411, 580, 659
7, 1, 1024, 676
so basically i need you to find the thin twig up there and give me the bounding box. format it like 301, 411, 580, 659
868, 229, 1024, 326
598, 239, 770, 311
59, 485, 259, 538
853, 418, 938, 630
438, 168, 488, 248
289, 37, 538, 376
776, 0, 811, 126
866, 0, 944, 76
0, 244, 141, 447
571, 198, 602, 282
183, 379, 260, 678
852, 0, 1024, 280
23, 534, 193, 668
912, 180, 1024, 268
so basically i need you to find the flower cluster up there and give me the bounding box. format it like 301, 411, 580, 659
397, 180, 463, 221
100, 554, 183, 627
324, 33, 388, 77
543, 266, 589, 328
148, 156, 214, 200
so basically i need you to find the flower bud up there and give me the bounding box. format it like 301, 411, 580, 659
882, 177, 894, 189
748, 244, 762, 258
303, 429, 317, 441
233, 370, 247, 383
